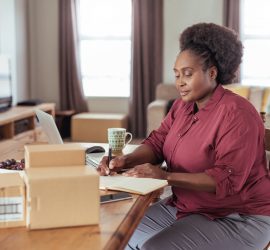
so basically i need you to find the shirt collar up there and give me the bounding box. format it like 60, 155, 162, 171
183, 102, 194, 115
199, 84, 225, 112
183, 84, 226, 117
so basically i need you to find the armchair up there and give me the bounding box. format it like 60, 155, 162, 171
147, 84, 179, 135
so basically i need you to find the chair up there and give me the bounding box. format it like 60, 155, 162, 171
264, 128, 270, 250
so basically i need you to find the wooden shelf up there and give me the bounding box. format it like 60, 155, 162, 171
0, 103, 55, 161
0, 123, 13, 140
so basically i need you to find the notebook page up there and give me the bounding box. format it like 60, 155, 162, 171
100, 175, 168, 195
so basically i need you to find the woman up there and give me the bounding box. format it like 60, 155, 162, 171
98, 23, 270, 250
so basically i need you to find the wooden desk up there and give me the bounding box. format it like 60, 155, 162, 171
0, 143, 157, 250
0, 191, 158, 250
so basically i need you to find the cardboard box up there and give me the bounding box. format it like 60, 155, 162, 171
71, 113, 128, 143
25, 143, 85, 168
0, 173, 25, 228
24, 166, 99, 229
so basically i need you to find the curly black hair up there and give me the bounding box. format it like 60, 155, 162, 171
179, 23, 243, 84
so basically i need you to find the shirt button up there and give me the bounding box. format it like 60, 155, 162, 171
193, 116, 198, 121
178, 134, 181, 137
228, 169, 232, 173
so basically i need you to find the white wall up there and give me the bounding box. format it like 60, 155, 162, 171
163, 0, 223, 83
15, 0, 30, 102
28, 0, 59, 107
87, 97, 129, 114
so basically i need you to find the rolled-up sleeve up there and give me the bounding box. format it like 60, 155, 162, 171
142, 100, 181, 162
205, 108, 264, 199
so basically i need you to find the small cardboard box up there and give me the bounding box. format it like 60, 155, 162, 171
71, 113, 128, 142
0, 173, 25, 228
24, 143, 85, 168
24, 166, 99, 229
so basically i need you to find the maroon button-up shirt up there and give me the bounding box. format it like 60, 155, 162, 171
143, 84, 270, 219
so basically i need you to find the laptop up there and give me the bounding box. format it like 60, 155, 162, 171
35, 109, 105, 167
35, 109, 63, 144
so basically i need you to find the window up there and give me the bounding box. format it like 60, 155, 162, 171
77, 0, 132, 97
241, 0, 270, 86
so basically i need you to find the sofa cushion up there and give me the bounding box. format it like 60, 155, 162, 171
156, 83, 179, 100
223, 84, 250, 98
262, 88, 270, 112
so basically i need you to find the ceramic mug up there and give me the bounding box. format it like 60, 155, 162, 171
108, 128, 133, 152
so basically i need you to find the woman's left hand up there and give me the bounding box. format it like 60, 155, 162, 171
122, 163, 168, 180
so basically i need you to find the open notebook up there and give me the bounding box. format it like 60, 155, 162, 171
100, 175, 168, 195
86, 150, 167, 195
86, 153, 167, 195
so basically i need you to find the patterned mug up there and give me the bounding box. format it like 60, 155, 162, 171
108, 128, 133, 152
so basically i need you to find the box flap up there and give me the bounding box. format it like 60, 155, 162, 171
25, 166, 98, 180
24, 143, 86, 168
0, 173, 24, 188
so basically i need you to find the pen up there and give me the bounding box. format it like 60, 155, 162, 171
107, 146, 112, 175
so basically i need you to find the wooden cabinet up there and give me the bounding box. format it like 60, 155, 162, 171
0, 103, 55, 161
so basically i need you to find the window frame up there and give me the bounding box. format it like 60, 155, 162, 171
77, 0, 132, 97
240, 0, 270, 87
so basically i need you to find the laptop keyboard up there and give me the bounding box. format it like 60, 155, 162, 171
85, 152, 105, 168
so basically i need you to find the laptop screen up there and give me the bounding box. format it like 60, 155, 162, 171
35, 109, 63, 144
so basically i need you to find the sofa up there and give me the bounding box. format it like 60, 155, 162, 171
147, 83, 270, 135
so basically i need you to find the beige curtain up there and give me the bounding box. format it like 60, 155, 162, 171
223, 0, 241, 83
130, 0, 163, 138
59, 0, 89, 113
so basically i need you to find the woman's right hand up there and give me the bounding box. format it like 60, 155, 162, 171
97, 155, 127, 176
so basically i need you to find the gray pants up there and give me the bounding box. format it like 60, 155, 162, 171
125, 198, 270, 250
